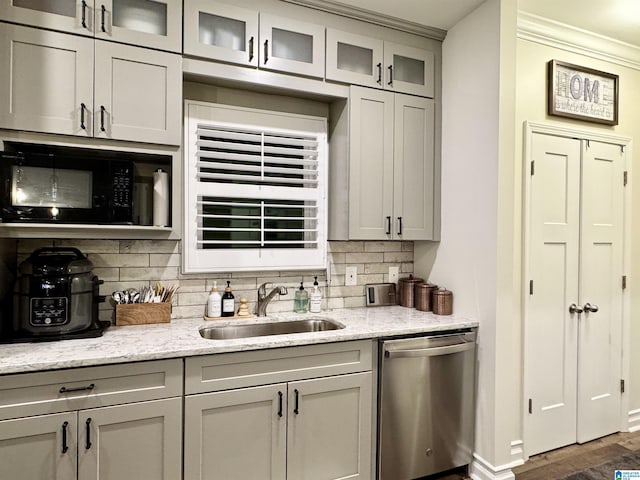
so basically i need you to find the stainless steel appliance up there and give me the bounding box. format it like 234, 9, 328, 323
378, 329, 477, 479
12, 248, 105, 338
0, 144, 133, 224
365, 283, 396, 307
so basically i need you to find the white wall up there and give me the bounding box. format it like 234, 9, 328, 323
415, 0, 520, 474
515, 34, 640, 428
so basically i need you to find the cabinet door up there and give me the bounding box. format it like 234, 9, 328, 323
287, 372, 372, 480
384, 41, 434, 98
0, 412, 77, 480
259, 13, 325, 78
326, 28, 383, 88
94, 0, 181, 52
0, 23, 94, 137
94, 40, 182, 145
348, 86, 394, 240
0, 0, 93, 36
184, 384, 287, 480
393, 94, 435, 240
78, 397, 182, 480
183, 0, 258, 67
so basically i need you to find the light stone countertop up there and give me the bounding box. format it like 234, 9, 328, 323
0, 306, 478, 375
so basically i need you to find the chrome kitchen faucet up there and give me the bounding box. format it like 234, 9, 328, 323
256, 283, 288, 316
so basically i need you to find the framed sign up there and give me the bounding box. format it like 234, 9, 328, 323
548, 60, 619, 125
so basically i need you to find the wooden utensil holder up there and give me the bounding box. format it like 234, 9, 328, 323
116, 302, 171, 326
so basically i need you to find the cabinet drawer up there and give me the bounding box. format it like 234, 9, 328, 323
185, 340, 373, 394
0, 359, 183, 421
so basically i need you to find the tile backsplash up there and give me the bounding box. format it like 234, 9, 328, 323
15, 239, 414, 322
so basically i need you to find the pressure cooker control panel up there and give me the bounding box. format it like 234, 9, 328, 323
30, 297, 68, 326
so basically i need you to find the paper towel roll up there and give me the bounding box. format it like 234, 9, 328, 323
153, 169, 169, 227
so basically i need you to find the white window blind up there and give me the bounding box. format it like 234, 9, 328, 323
184, 101, 328, 273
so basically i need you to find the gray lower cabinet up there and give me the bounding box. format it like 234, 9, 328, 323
184, 341, 374, 480
0, 359, 183, 480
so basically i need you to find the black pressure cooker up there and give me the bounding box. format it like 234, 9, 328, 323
13, 247, 104, 337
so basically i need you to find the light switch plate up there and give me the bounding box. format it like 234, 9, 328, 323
345, 266, 357, 286
389, 266, 399, 283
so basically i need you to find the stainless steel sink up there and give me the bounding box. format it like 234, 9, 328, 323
199, 318, 344, 340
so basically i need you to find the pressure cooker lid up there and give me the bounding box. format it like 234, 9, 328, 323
19, 247, 94, 276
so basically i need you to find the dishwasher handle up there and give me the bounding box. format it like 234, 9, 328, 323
384, 340, 475, 358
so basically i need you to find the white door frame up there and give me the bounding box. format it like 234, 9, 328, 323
522, 121, 632, 459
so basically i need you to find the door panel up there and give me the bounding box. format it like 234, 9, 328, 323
577, 141, 624, 442
525, 133, 581, 455
525, 132, 625, 455
0, 412, 77, 480
348, 86, 394, 240
287, 372, 372, 480
0, 23, 93, 136
78, 398, 182, 480
183, 384, 287, 480
94, 40, 181, 145
393, 94, 435, 240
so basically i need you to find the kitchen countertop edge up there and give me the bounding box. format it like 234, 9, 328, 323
0, 306, 478, 375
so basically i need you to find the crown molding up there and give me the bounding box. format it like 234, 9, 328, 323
517, 11, 640, 71
281, 0, 447, 41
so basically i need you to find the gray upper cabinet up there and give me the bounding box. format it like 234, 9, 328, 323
0, 0, 93, 36
184, 0, 325, 79
0, 0, 182, 52
258, 12, 325, 78
183, 0, 258, 67
326, 28, 435, 98
325, 28, 384, 89
95, 0, 182, 53
0, 23, 182, 145
345, 86, 436, 241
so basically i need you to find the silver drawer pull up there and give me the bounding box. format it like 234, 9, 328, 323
59, 383, 95, 394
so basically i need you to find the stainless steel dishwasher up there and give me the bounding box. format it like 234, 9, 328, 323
378, 329, 477, 480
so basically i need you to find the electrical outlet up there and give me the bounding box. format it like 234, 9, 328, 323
389, 266, 399, 283
345, 266, 358, 286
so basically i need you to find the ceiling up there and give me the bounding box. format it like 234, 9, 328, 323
330, 0, 640, 47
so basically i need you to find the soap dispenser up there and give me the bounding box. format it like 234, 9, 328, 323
207, 281, 222, 318
309, 276, 322, 313
221, 281, 235, 317
294, 281, 309, 313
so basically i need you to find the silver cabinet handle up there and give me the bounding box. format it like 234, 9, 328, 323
584, 303, 599, 313
569, 303, 583, 314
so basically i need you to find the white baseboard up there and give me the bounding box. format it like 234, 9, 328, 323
628, 409, 640, 432
470, 454, 516, 480
510, 440, 525, 467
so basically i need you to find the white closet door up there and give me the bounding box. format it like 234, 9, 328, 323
525, 130, 626, 457
525, 133, 581, 456
577, 141, 624, 442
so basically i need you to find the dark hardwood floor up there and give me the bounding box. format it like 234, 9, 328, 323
420, 430, 640, 480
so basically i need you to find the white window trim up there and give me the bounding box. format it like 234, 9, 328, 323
183, 100, 328, 273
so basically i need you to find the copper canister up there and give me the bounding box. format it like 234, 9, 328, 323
398, 275, 424, 308
415, 282, 438, 311
432, 288, 453, 315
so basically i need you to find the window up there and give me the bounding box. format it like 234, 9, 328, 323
184, 101, 328, 272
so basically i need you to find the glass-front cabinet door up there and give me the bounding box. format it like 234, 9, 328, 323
95, 0, 181, 52
183, 0, 258, 67
259, 13, 325, 79
326, 28, 383, 88
383, 41, 434, 98
0, 0, 94, 36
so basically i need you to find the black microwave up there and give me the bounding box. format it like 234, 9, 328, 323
0, 146, 133, 224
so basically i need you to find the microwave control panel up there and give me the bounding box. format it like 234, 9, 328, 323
110, 162, 133, 222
